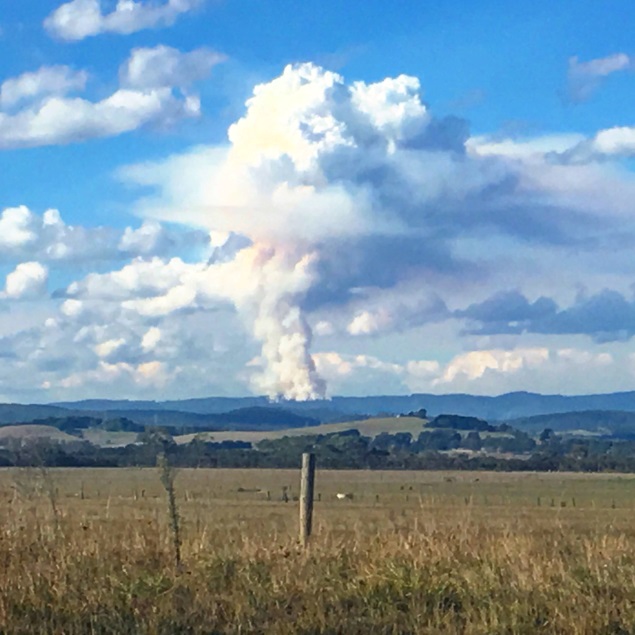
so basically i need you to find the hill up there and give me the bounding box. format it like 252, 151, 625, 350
508, 410, 635, 437
0, 403, 73, 423
0, 425, 79, 444
176, 416, 426, 444
50, 391, 635, 422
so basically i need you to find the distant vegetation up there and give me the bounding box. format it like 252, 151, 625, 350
5, 398, 635, 472
504, 409, 635, 437
3, 410, 635, 472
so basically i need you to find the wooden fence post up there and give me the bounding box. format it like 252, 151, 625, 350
299, 453, 316, 547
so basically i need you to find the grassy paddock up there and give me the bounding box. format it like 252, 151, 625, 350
1, 468, 635, 633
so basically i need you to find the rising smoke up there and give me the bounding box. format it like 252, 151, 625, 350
138, 62, 476, 400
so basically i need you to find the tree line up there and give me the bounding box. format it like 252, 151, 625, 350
3, 424, 635, 472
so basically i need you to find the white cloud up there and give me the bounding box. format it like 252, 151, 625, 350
118, 221, 172, 255
0, 66, 88, 109
94, 338, 126, 358
587, 126, 635, 157
0, 284, 248, 401
118, 61, 635, 399
405, 359, 442, 380
121, 45, 225, 89
571, 53, 631, 77
347, 309, 393, 336
0, 206, 38, 248
568, 53, 632, 102
313, 352, 404, 382
4, 63, 635, 401
0, 88, 198, 150
0, 206, 208, 263
45, 0, 204, 41
65, 257, 196, 300
141, 326, 161, 351
467, 134, 584, 160
314, 320, 335, 336
435, 348, 549, 384
312, 346, 623, 396
351, 74, 429, 148
57, 360, 170, 390
0, 46, 216, 149
3, 262, 48, 299
122, 283, 198, 316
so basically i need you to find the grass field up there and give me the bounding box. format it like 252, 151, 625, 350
176, 415, 427, 444
1, 467, 635, 633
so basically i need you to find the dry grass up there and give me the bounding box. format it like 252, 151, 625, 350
175, 416, 426, 444
0, 425, 77, 443
1, 468, 635, 633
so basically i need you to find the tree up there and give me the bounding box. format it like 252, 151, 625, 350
462, 431, 482, 451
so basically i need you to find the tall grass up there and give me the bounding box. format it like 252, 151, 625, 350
0, 468, 634, 634
157, 452, 182, 570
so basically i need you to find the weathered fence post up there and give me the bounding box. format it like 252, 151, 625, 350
299, 452, 316, 548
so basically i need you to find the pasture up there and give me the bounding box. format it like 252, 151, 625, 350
175, 415, 428, 444
1, 467, 635, 633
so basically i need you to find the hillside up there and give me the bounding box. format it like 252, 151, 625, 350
176, 416, 427, 444
508, 410, 635, 437
0, 425, 79, 444
1, 393, 635, 437
0, 403, 73, 423
49, 391, 635, 422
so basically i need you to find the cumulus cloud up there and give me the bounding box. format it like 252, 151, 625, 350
121, 62, 486, 398
313, 346, 619, 396
436, 348, 549, 384
56, 360, 170, 391
0, 87, 199, 150
0, 206, 38, 249
121, 45, 225, 90
345, 288, 448, 336
118, 221, 174, 255
0, 206, 209, 264
5, 62, 635, 401
567, 53, 631, 102
45, 0, 204, 41
0, 46, 218, 149
116, 61, 635, 399
0, 66, 88, 109
552, 125, 635, 164
4, 290, 248, 401
3, 262, 48, 299
467, 133, 584, 160
458, 288, 635, 343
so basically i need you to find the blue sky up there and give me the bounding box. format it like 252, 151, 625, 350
1, 0, 635, 402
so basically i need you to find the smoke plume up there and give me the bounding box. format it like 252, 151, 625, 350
135, 62, 471, 399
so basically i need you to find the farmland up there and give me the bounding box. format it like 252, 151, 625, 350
175, 415, 428, 444
1, 467, 635, 633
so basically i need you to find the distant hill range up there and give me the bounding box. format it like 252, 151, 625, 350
4, 391, 635, 435
0, 404, 320, 432
53, 390, 635, 421
506, 410, 635, 437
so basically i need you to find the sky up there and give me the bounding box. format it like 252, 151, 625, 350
2, 1, 635, 402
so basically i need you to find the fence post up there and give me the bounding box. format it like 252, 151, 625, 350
299, 452, 316, 548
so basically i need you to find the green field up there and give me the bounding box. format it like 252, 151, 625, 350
2, 467, 635, 633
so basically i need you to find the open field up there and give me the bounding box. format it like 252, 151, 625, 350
0, 416, 428, 448
0, 424, 78, 444
176, 415, 427, 444
2, 467, 635, 633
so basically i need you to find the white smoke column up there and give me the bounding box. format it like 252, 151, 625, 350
134, 63, 430, 399
227, 244, 325, 400
201, 64, 428, 399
